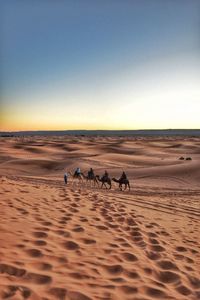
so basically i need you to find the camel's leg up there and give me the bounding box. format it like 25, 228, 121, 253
71, 177, 75, 187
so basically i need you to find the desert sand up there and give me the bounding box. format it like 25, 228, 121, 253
0, 135, 200, 300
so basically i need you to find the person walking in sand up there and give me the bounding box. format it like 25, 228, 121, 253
64, 171, 69, 184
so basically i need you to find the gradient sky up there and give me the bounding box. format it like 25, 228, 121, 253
1, 0, 200, 131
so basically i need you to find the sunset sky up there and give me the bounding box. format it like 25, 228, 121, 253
1, 0, 200, 131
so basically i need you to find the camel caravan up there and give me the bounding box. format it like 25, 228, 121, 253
64, 167, 130, 191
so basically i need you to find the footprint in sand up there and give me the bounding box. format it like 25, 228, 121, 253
130, 228, 142, 238
147, 232, 158, 238
72, 225, 84, 232
96, 225, 108, 230
176, 246, 187, 252
110, 277, 125, 283
160, 230, 170, 236
185, 256, 194, 263
108, 243, 119, 248
15, 243, 26, 249
120, 285, 138, 294
68, 272, 91, 280
150, 245, 165, 252
103, 264, 124, 275
115, 237, 127, 243
93, 217, 101, 221
69, 207, 79, 213
60, 216, 72, 222
33, 240, 47, 246
146, 250, 161, 261
126, 217, 137, 226
16, 208, 29, 215
157, 260, 178, 270
176, 284, 192, 296
55, 230, 71, 237
104, 215, 113, 222
148, 238, 160, 245
81, 238, 96, 245
63, 240, 79, 250
32, 231, 48, 238
121, 252, 138, 262
0, 285, 33, 299
30, 262, 52, 271
155, 270, 180, 284
106, 222, 119, 229
188, 275, 200, 289
68, 291, 92, 300
185, 265, 194, 272
190, 248, 199, 254
0, 263, 26, 277
70, 203, 79, 208
173, 253, 185, 260
145, 286, 168, 298
79, 217, 88, 222
121, 242, 131, 248
24, 272, 52, 284
143, 267, 153, 274
124, 270, 140, 279
40, 221, 53, 226
26, 248, 43, 258
49, 287, 67, 299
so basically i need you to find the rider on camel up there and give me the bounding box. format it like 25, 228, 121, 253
88, 168, 94, 179
102, 170, 109, 181
74, 167, 81, 177
120, 171, 127, 181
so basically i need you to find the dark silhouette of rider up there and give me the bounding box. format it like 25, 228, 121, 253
102, 170, 108, 181
120, 171, 127, 181
74, 167, 81, 177
88, 168, 94, 179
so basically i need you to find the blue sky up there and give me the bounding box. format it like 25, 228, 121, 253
1, 0, 200, 130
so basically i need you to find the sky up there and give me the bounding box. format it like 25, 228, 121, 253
1, 0, 200, 131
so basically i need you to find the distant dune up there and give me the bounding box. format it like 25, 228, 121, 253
1, 129, 200, 137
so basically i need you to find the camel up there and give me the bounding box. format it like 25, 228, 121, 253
82, 172, 99, 187
69, 171, 84, 184
96, 175, 112, 189
112, 177, 130, 191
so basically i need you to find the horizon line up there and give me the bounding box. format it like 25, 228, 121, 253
1, 129, 200, 133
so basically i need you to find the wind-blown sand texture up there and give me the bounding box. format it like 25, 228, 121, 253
0, 136, 200, 300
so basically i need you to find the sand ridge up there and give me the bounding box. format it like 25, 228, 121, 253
0, 136, 200, 299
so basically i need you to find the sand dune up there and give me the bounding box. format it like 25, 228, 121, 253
0, 136, 200, 299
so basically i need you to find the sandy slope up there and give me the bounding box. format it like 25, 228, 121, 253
0, 136, 200, 300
